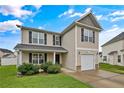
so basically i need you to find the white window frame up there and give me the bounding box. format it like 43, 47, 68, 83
84, 29, 93, 43
32, 53, 44, 64
32, 31, 44, 45
55, 35, 60, 46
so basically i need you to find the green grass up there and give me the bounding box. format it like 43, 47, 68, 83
0, 65, 91, 88
99, 63, 124, 74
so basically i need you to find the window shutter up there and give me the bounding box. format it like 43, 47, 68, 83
29, 53, 32, 63
60, 36, 61, 46
29, 31, 32, 43
44, 53, 47, 63
53, 35, 55, 45
44, 33, 47, 45
81, 28, 84, 42
93, 31, 95, 43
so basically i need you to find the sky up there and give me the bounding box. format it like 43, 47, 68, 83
0, 5, 124, 51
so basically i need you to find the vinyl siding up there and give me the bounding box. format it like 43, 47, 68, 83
62, 26, 76, 70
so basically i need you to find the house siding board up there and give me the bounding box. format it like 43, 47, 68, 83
62, 26, 76, 70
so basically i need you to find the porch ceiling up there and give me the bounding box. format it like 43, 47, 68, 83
14, 44, 68, 53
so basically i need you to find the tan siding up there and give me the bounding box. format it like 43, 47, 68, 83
47, 34, 53, 46
22, 51, 29, 63
78, 16, 95, 27
77, 26, 99, 49
62, 26, 76, 70
22, 29, 29, 44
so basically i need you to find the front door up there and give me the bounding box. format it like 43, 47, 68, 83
55, 54, 60, 64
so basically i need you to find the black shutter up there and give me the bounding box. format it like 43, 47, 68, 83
29, 53, 32, 63
44, 53, 47, 63
53, 35, 55, 45
93, 31, 95, 43
81, 28, 84, 42
44, 33, 47, 45
29, 31, 32, 43
60, 36, 61, 46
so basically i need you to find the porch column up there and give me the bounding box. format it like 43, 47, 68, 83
53, 52, 56, 64
19, 51, 22, 65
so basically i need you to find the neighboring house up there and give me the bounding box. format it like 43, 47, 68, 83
0, 48, 13, 65
1, 53, 17, 66
14, 12, 102, 71
102, 32, 124, 66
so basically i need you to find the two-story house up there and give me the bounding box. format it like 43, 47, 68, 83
14, 12, 102, 71
102, 32, 124, 66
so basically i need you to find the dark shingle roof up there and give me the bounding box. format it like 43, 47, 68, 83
102, 32, 124, 47
0, 48, 13, 53
14, 44, 68, 53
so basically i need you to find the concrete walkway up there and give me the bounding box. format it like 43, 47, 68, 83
62, 68, 124, 88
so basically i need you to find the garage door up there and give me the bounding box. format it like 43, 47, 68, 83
81, 55, 95, 71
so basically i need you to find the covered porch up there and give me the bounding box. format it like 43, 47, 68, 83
14, 44, 68, 66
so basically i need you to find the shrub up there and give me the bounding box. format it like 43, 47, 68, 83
18, 63, 39, 75
47, 64, 61, 74
41, 62, 52, 72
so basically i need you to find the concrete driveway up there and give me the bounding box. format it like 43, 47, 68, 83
62, 69, 124, 88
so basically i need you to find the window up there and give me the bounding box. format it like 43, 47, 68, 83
118, 55, 121, 63
103, 56, 107, 61
32, 32, 44, 44
32, 32, 38, 44
55, 35, 60, 45
89, 31, 93, 42
84, 29, 89, 42
32, 53, 44, 64
82, 28, 94, 43
39, 33, 44, 44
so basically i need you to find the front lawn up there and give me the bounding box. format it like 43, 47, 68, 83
99, 63, 124, 74
0, 65, 91, 88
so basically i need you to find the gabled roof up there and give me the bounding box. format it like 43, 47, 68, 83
76, 11, 103, 30
0, 48, 13, 53
102, 32, 124, 47
14, 44, 68, 53
16, 11, 102, 36
16, 25, 61, 35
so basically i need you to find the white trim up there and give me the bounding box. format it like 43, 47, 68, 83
75, 25, 77, 69
53, 52, 56, 64
77, 47, 98, 51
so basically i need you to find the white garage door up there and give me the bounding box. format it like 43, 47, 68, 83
81, 55, 95, 71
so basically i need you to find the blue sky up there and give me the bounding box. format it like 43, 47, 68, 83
0, 5, 124, 51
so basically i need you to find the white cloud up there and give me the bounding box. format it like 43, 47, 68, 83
58, 8, 92, 18
0, 5, 33, 18
33, 5, 42, 10
96, 15, 103, 20
0, 20, 23, 32
38, 26, 44, 29
111, 16, 124, 22
58, 9, 74, 18
110, 10, 124, 16
85, 8, 92, 13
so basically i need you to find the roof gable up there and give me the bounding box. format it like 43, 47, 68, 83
76, 12, 102, 30
102, 32, 124, 47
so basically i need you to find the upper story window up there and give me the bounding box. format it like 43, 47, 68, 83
53, 35, 61, 46
31, 31, 46, 45
81, 28, 95, 43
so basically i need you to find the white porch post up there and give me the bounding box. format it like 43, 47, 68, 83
53, 52, 56, 64
19, 51, 22, 65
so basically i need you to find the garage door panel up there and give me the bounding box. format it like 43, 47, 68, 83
81, 55, 95, 71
